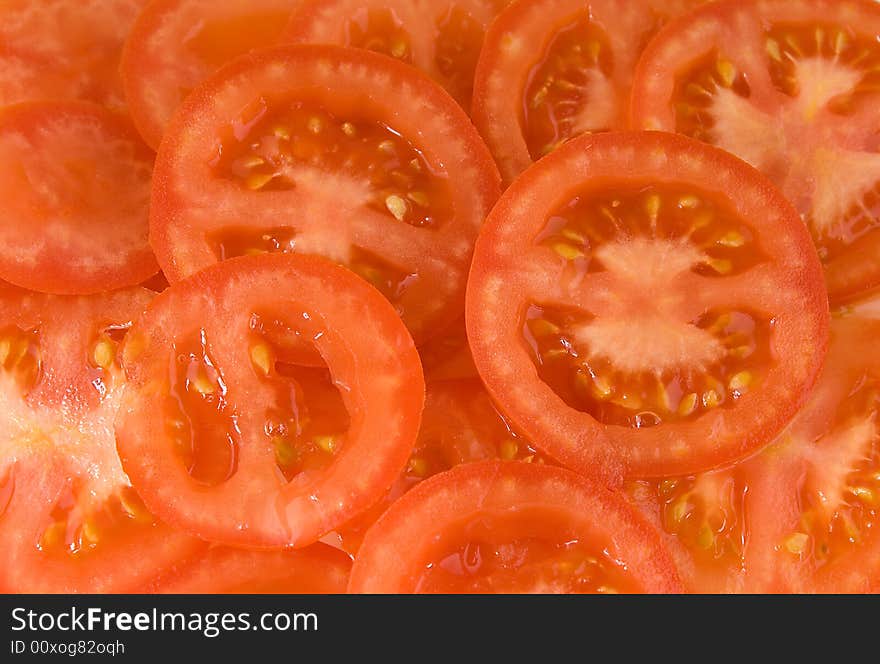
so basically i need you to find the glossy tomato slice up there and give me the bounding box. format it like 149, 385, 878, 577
330, 377, 540, 553
0, 101, 157, 295
630, 298, 880, 593
467, 131, 829, 480
150, 44, 500, 346
151, 544, 351, 593
281, 0, 512, 111
473, 0, 706, 184
0, 0, 145, 111
122, 0, 302, 149
115, 253, 425, 549
349, 461, 682, 593
631, 0, 880, 303
0, 284, 201, 593
418, 318, 479, 382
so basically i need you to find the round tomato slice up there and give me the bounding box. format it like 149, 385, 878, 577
150, 44, 500, 346
472, 0, 706, 185
349, 460, 682, 593
115, 253, 425, 549
0, 283, 201, 593
630, 299, 880, 593
330, 377, 540, 553
0, 101, 158, 295
0, 0, 145, 111
466, 131, 829, 480
121, 0, 302, 150
631, 0, 880, 304
152, 544, 351, 593
281, 0, 512, 112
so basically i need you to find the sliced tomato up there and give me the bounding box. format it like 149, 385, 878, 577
281, 0, 513, 111
0, 283, 201, 593
121, 0, 303, 150
418, 318, 479, 382
150, 44, 500, 346
0, 0, 146, 111
329, 377, 540, 553
0, 101, 157, 295
152, 544, 351, 593
115, 253, 424, 549
472, 0, 706, 185
629, 299, 880, 593
466, 131, 829, 480
631, 0, 880, 304
349, 460, 682, 593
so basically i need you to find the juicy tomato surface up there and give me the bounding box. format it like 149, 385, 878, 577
282, 0, 513, 111
122, 0, 303, 149
631, 0, 880, 304
0, 0, 146, 111
630, 297, 880, 593
418, 318, 479, 382
151, 544, 352, 593
150, 44, 500, 346
473, 0, 706, 184
0, 283, 201, 593
0, 101, 158, 295
467, 131, 829, 480
349, 460, 683, 593
329, 377, 540, 553
115, 253, 425, 549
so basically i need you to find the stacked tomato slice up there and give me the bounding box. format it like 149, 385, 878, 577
2, 0, 880, 594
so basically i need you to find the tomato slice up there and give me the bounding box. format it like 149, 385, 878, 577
472, 0, 705, 185
281, 0, 513, 112
466, 131, 829, 480
0, 283, 201, 593
631, 0, 880, 304
349, 460, 682, 593
0, 0, 145, 111
629, 298, 880, 593
150, 44, 500, 346
0, 101, 158, 295
121, 0, 302, 150
418, 318, 479, 382
329, 377, 540, 553
152, 544, 351, 593
115, 253, 424, 549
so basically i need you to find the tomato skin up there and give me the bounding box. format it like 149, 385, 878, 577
116, 253, 425, 549
466, 131, 829, 481
150, 544, 351, 594
150, 44, 500, 347
630, 0, 880, 305
121, 0, 302, 149
349, 460, 684, 593
0, 101, 158, 295
0, 284, 202, 593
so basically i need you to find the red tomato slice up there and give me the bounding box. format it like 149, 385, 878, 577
466, 131, 829, 480
418, 318, 479, 382
152, 544, 351, 593
629, 299, 880, 593
349, 460, 683, 593
0, 283, 201, 593
150, 44, 500, 346
121, 0, 303, 150
0, 101, 158, 295
329, 377, 540, 553
631, 0, 880, 304
472, 0, 706, 184
281, 0, 513, 111
0, 0, 146, 111
115, 253, 425, 549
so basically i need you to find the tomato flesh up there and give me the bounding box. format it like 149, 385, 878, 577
151, 45, 500, 346
0, 284, 201, 593
349, 461, 683, 593
116, 253, 425, 549
632, 0, 880, 303
467, 131, 829, 479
